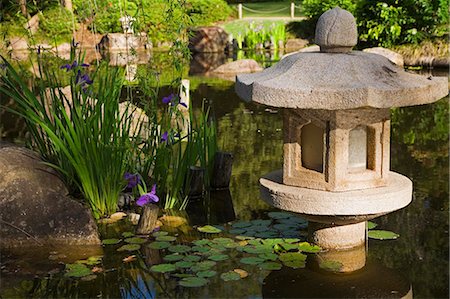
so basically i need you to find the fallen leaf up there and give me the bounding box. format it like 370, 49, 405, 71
122, 255, 136, 263
233, 269, 248, 278
91, 266, 103, 273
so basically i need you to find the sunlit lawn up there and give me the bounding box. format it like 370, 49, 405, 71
229, 0, 304, 18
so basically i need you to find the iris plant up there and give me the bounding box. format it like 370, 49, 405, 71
136, 184, 159, 206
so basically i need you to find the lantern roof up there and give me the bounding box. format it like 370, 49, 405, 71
235, 7, 448, 110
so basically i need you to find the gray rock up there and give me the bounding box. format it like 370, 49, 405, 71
212, 59, 262, 74
97, 33, 150, 52
8, 37, 29, 51
0, 143, 100, 247
24, 14, 40, 34
363, 47, 404, 67
189, 26, 229, 53
315, 7, 357, 53
285, 38, 309, 51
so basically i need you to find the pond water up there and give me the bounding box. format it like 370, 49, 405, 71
0, 52, 448, 298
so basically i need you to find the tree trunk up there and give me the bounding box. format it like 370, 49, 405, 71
136, 204, 159, 235
19, 0, 27, 17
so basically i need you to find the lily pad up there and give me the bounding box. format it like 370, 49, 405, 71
240, 257, 265, 265
168, 245, 191, 253
298, 242, 321, 253
251, 219, 272, 226
102, 239, 121, 245
208, 254, 229, 261
124, 237, 147, 244
150, 263, 176, 273
319, 260, 343, 272
368, 230, 400, 240
65, 264, 92, 278
197, 225, 222, 234
155, 235, 177, 242
279, 252, 307, 269
149, 241, 171, 250
191, 261, 217, 272
183, 255, 202, 262
232, 221, 252, 228
367, 221, 378, 230
152, 231, 168, 237
268, 212, 291, 219
220, 271, 241, 281
122, 232, 134, 238
179, 277, 208, 288
85, 256, 102, 265
117, 244, 141, 251
258, 253, 278, 261
197, 270, 217, 278
173, 273, 195, 278
212, 237, 234, 244
175, 261, 194, 268
193, 239, 211, 246
229, 228, 246, 235
283, 238, 301, 244
192, 245, 209, 253
259, 262, 282, 270
255, 231, 279, 239
80, 274, 97, 281
163, 254, 184, 262
235, 235, 255, 241
224, 242, 239, 249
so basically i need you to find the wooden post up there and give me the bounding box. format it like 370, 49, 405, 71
211, 152, 233, 190
238, 4, 243, 19
291, 2, 295, 19
186, 166, 205, 197
136, 204, 159, 234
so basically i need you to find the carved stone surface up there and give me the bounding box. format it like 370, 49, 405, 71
363, 47, 404, 67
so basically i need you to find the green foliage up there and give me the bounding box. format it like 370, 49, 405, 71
302, 0, 356, 22
356, 0, 449, 47
187, 0, 232, 25
38, 7, 75, 44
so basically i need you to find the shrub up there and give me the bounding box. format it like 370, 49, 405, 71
187, 0, 232, 25
302, 0, 356, 22
356, 0, 449, 47
39, 7, 75, 43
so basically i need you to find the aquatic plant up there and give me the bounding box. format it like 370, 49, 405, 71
0, 51, 140, 219
136, 184, 159, 206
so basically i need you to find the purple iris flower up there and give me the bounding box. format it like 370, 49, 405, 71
136, 184, 159, 206
179, 102, 188, 108
60, 61, 89, 71
162, 94, 174, 105
124, 172, 140, 189
161, 131, 168, 142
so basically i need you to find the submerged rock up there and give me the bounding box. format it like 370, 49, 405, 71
0, 143, 100, 247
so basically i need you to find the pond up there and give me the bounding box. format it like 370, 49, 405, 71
0, 52, 448, 298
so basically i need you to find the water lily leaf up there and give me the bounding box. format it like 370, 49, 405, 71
221, 271, 241, 281
232, 221, 252, 228
243, 245, 271, 254
192, 245, 209, 253
280, 243, 298, 251
367, 221, 378, 230
240, 257, 265, 265
150, 263, 176, 273
229, 228, 246, 235
193, 239, 211, 246
258, 253, 278, 261
212, 237, 234, 244
261, 238, 283, 246
183, 255, 201, 262
168, 245, 191, 253
268, 212, 291, 219
173, 273, 195, 278
255, 231, 279, 239
368, 230, 399, 240
298, 242, 321, 253
259, 262, 282, 270
191, 261, 217, 272
117, 244, 141, 251
319, 260, 343, 272
248, 225, 268, 232
175, 261, 194, 268
273, 224, 298, 231
65, 264, 92, 278
102, 239, 121, 245
122, 232, 134, 238
247, 239, 262, 246
208, 254, 229, 262
125, 237, 147, 244
149, 241, 171, 250
251, 219, 272, 226
85, 256, 102, 265
281, 231, 301, 238
235, 235, 255, 241
209, 244, 227, 252
179, 277, 208, 287
155, 235, 176, 242
163, 254, 184, 262
224, 242, 239, 249
279, 252, 307, 269
152, 231, 168, 237
283, 260, 305, 268
283, 238, 301, 244
197, 270, 217, 278
197, 225, 222, 234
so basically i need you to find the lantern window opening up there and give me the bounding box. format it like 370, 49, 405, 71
300, 122, 325, 173
348, 125, 376, 173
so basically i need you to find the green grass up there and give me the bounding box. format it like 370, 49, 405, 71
222, 19, 286, 38
230, 1, 303, 18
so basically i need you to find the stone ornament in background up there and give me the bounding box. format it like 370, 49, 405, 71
235, 7, 448, 254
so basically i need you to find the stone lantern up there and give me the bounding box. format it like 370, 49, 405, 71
235, 8, 448, 250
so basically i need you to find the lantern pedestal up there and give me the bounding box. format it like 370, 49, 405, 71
260, 170, 412, 249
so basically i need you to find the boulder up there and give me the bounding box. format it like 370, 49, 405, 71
363, 47, 404, 67
8, 37, 29, 51
23, 14, 40, 34
285, 38, 309, 52
189, 53, 227, 74
212, 59, 263, 74
97, 33, 150, 52
52, 43, 71, 59
189, 26, 229, 53
0, 143, 100, 247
